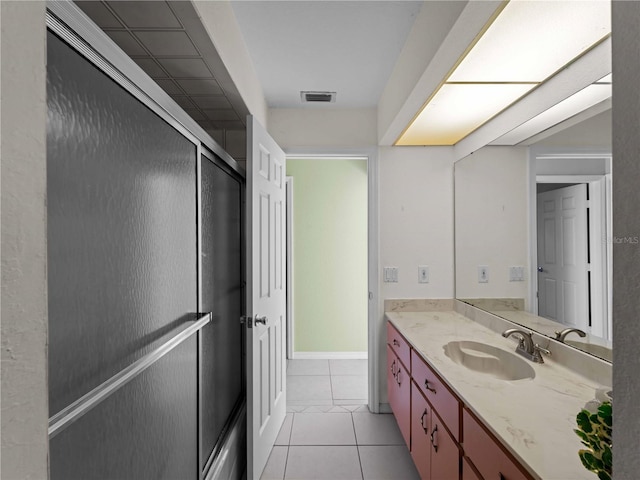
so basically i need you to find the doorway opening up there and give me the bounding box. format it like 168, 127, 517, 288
285, 156, 372, 409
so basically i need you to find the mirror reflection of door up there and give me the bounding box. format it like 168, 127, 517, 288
536, 183, 589, 329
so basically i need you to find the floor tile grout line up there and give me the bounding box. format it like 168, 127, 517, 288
282, 445, 290, 480
356, 443, 365, 480
351, 412, 360, 446
287, 413, 295, 446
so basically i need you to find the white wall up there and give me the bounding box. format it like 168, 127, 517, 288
455, 147, 529, 305
0, 2, 49, 478
612, 1, 640, 477
193, 0, 268, 127
378, 146, 455, 402
268, 108, 377, 149
534, 109, 612, 149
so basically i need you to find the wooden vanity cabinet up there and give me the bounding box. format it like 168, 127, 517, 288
386, 320, 533, 480
411, 383, 460, 480
462, 408, 533, 480
387, 343, 411, 447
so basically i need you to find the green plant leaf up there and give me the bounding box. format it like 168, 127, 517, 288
578, 450, 595, 471
597, 471, 612, 480
577, 410, 593, 433
598, 402, 613, 427
602, 445, 613, 469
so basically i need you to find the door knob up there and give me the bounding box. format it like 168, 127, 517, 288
537, 266, 544, 272
240, 315, 268, 328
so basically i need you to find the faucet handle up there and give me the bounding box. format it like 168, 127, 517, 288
533, 344, 551, 363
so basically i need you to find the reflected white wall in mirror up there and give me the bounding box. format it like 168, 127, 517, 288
455, 146, 529, 306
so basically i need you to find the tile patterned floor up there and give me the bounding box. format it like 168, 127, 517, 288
286, 359, 369, 409
260, 359, 420, 479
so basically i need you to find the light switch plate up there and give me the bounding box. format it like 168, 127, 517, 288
509, 266, 525, 282
418, 265, 429, 283
383, 267, 398, 283
478, 266, 489, 283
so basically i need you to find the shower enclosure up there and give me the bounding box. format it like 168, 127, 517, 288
46, 15, 245, 479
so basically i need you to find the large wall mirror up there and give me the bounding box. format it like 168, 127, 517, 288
454, 109, 613, 362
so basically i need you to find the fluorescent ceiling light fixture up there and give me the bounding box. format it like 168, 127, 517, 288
397, 0, 611, 146
398, 84, 534, 145
493, 82, 612, 145
449, 1, 611, 82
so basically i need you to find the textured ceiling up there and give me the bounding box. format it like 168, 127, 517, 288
75, 0, 249, 137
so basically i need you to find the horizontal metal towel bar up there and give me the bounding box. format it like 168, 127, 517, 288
49, 312, 212, 439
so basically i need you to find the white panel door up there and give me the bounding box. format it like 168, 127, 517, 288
246, 116, 287, 480
537, 184, 589, 329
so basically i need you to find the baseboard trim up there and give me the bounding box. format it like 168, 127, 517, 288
292, 351, 368, 360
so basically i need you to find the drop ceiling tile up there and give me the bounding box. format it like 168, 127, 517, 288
177, 79, 223, 95
183, 108, 206, 121
204, 109, 240, 121
205, 129, 225, 146
170, 95, 196, 109
153, 79, 183, 95
133, 58, 167, 78
194, 96, 231, 109
106, 1, 181, 29
75, 1, 124, 28
158, 58, 212, 78
105, 31, 147, 56
134, 31, 199, 57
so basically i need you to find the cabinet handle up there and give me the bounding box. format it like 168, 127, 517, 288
393, 339, 400, 347
391, 359, 397, 378
424, 379, 436, 394
396, 368, 402, 386
499, 474, 506, 480
420, 408, 428, 433
430, 424, 439, 453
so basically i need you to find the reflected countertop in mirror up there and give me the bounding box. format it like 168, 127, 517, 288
454, 111, 612, 363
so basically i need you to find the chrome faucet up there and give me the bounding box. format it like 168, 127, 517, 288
502, 328, 551, 363
554, 328, 587, 342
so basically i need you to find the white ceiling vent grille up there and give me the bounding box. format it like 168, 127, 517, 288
300, 91, 336, 103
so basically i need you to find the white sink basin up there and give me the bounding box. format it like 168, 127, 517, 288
443, 341, 535, 381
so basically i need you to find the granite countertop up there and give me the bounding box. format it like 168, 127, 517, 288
386, 311, 608, 480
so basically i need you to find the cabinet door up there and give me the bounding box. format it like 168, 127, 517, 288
462, 456, 482, 480
430, 409, 461, 480
387, 344, 398, 411
463, 409, 532, 480
411, 383, 432, 480
387, 345, 411, 447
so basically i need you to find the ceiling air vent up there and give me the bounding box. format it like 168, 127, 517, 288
301, 91, 336, 103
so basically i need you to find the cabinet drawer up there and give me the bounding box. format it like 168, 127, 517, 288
387, 345, 411, 447
387, 322, 411, 370
412, 349, 461, 441
462, 408, 532, 480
